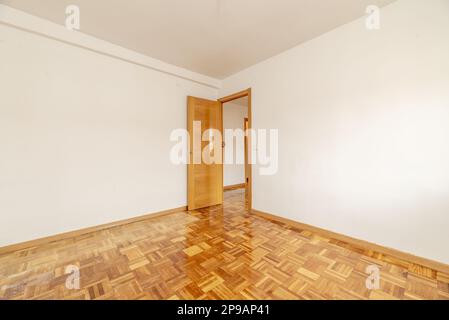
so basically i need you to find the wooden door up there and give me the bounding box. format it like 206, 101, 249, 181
187, 96, 223, 210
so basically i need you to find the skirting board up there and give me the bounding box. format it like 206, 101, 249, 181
0, 206, 187, 255
223, 183, 246, 191
252, 209, 449, 275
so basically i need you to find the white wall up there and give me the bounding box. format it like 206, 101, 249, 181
220, 0, 449, 264
223, 101, 248, 186
0, 23, 217, 246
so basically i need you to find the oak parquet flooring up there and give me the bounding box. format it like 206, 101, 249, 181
1, 189, 448, 300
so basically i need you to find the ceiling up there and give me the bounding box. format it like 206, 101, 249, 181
1, 0, 396, 79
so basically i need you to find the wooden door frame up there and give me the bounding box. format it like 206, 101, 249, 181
244, 117, 249, 191
218, 88, 252, 210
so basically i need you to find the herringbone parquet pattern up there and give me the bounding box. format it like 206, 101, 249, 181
1, 189, 448, 300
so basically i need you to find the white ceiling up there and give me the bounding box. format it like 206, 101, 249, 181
1, 0, 396, 79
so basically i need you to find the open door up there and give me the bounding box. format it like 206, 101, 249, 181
187, 96, 223, 210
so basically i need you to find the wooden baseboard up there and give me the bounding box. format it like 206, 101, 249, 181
252, 209, 449, 275
0, 206, 187, 255
224, 183, 246, 191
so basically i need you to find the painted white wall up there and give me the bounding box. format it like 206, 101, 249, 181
0, 23, 217, 247
220, 0, 449, 264
223, 102, 248, 186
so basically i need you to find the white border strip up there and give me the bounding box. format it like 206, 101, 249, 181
0, 5, 222, 89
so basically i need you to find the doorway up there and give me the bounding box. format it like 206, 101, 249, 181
219, 89, 252, 210
187, 89, 252, 211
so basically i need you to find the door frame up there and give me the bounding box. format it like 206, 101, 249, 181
244, 117, 249, 193
218, 88, 252, 211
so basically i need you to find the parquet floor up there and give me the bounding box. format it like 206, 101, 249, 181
1, 189, 448, 300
